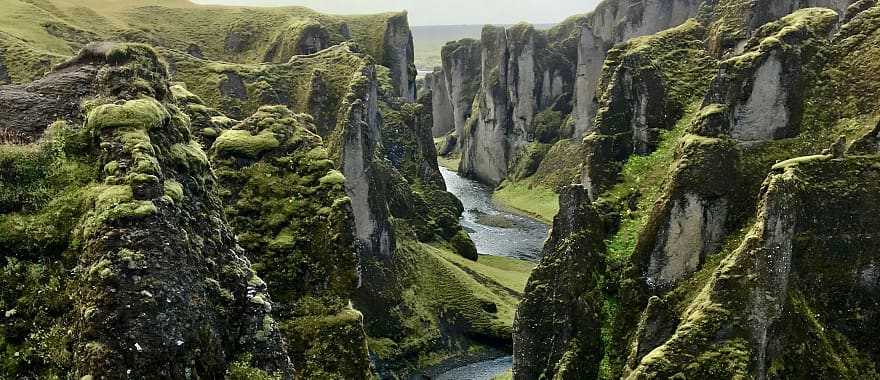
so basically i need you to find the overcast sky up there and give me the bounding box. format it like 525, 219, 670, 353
191, 0, 603, 26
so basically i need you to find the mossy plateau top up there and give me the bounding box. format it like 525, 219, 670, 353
0, 0, 405, 82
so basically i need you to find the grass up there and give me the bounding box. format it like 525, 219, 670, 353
0, 0, 405, 83
434, 249, 536, 296
492, 369, 513, 380
601, 102, 698, 262
492, 179, 558, 223
437, 152, 461, 171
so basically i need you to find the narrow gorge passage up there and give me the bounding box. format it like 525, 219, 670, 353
4, 1, 880, 379
441, 167, 549, 262
417, 169, 548, 379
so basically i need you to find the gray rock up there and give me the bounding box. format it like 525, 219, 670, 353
441, 38, 482, 147
430, 67, 454, 137
513, 185, 606, 379
382, 13, 417, 101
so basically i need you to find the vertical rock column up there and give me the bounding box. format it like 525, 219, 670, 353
513, 185, 606, 379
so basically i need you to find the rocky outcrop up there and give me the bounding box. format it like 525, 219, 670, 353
626, 156, 880, 379
581, 20, 717, 199
513, 185, 606, 379
694, 8, 839, 142
382, 12, 417, 101
635, 136, 739, 288
573, 0, 703, 137
334, 65, 396, 259
460, 22, 580, 185
0, 62, 99, 141
209, 106, 371, 379
428, 68, 454, 137
440, 38, 481, 143
0, 43, 292, 379
572, 26, 607, 138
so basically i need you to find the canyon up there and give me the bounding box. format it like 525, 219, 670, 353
1, 0, 880, 379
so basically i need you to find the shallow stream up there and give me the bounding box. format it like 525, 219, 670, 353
426, 168, 550, 379
440, 167, 549, 262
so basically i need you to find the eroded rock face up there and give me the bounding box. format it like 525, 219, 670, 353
627, 156, 880, 379
440, 38, 482, 144
695, 9, 839, 142
572, 27, 607, 138
383, 13, 417, 101
646, 193, 728, 285
0, 43, 292, 379
572, 0, 702, 138
429, 68, 454, 137
580, 20, 711, 199
460, 26, 513, 186
513, 185, 606, 380
459, 23, 579, 185
339, 67, 395, 259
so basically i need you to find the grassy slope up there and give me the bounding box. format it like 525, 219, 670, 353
492, 180, 558, 223
374, 238, 534, 371
0, 0, 398, 82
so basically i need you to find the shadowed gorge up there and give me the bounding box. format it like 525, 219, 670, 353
2, 0, 880, 379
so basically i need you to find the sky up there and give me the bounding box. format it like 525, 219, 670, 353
191, 0, 603, 26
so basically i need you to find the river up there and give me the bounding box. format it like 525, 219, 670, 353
440, 167, 549, 262
425, 168, 548, 380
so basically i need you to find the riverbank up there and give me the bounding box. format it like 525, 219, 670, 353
438, 154, 559, 225
492, 180, 558, 224
441, 168, 549, 261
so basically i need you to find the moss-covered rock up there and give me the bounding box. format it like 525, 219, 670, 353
513, 4, 880, 380
210, 105, 371, 379
513, 185, 606, 380
1, 43, 292, 378
627, 156, 880, 379
582, 19, 718, 199
694, 8, 839, 141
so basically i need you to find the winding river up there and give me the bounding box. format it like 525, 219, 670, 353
424, 168, 549, 379
440, 167, 549, 262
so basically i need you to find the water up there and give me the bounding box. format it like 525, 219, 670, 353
434, 356, 512, 380
440, 167, 549, 262
426, 168, 546, 379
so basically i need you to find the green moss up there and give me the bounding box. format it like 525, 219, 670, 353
492, 180, 558, 223
449, 229, 477, 260
318, 170, 345, 185
212, 129, 280, 158
227, 354, 281, 380
601, 19, 718, 106
530, 139, 585, 190
601, 103, 697, 262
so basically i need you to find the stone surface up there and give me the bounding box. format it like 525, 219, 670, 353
383, 12, 417, 101
440, 38, 482, 146
429, 68, 454, 137
513, 185, 605, 379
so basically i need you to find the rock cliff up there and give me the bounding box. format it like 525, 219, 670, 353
435, 0, 864, 192
0, 2, 503, 378
0, 43, 292, 379
513, 3, 880, 379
